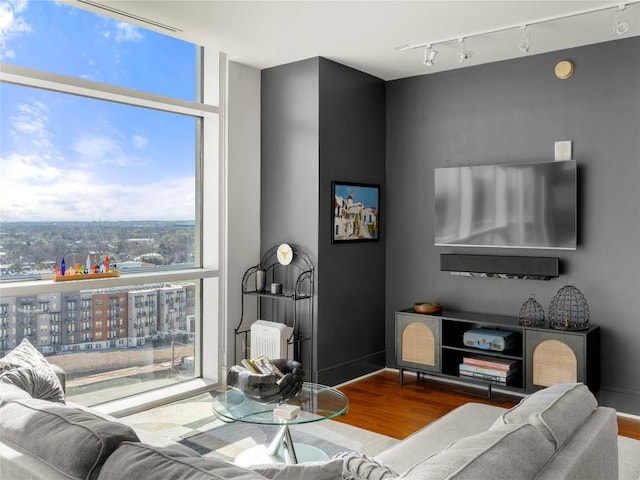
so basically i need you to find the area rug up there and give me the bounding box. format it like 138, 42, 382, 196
120, 392, 399, 463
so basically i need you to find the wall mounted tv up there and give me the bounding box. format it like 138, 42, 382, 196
434, 160, 577, 250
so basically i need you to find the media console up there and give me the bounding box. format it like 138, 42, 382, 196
395, 308, 600, 396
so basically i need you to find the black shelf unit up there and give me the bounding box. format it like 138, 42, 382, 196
235, 244, 315, 377
440, 314, 524, 391
396, 308, 599, 397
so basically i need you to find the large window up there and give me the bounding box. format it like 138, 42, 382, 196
0, 0, 220, 406
0, 0, 197, 100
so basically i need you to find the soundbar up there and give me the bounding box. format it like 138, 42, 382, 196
440, 254, 559, 280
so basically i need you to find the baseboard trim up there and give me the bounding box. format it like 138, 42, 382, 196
618, 411, 640, 421
317, 351, 386, 386
334, 368, 387, 389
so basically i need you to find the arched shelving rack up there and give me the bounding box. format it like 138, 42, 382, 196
235, 244, 315, 377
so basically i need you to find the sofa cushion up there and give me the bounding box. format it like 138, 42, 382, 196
0, 381, 32, 405
0, 398, 140, 480
492, 382, 597, 449
0, 338, 65, 402
399, 423, 555, 480
0, 366, 65, 403
251, 458, 344, 480
97, 441, 268, 480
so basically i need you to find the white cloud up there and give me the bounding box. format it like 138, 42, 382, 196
132, 134, 148, 149
72, 135, 121, 161
0, 0, 31, 61
1, 87, 193, 223
0, 152, 194, 221
0, 152, 63, 184
115, 21, 142, 42
94, 176, 195, 220
71, 133, 147, 167
11, 100, 52, 149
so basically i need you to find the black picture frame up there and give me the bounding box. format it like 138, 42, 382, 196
332, 181, 380, 243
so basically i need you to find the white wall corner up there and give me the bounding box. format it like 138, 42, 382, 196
224, 61, 261, 378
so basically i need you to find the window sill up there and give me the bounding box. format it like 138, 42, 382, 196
0, 268, 218, 297
91, 377, 220, 418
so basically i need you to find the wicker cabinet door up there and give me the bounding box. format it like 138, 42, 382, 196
396, 312, 441, 373
525, 329, 599, 392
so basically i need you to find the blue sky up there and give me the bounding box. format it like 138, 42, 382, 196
0, 0, 199, 221
335, 184, 379, 210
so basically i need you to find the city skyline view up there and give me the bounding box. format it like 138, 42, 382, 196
0, 0, 198, 222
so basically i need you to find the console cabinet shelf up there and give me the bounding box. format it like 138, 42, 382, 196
396, 308, 599, 396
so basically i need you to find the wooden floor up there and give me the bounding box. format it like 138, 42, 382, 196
335, 370, 640, 441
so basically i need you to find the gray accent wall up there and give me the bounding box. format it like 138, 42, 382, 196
386, 37, 640, 414
258, 37, 639, 414
261, 58, 320, 379
318, 59, 387, 385
261, 58, 386, 385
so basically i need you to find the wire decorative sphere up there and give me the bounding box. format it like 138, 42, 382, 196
548, 285, 590, 330
519, 294, 546, 327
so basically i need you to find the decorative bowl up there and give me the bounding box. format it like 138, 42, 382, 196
413, 302, 442, 314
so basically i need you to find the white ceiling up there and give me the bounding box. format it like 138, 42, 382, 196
77, 0, 640, 80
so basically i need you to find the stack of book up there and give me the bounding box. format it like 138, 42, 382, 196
241, 356, 285, 378
459, 356, 519, 385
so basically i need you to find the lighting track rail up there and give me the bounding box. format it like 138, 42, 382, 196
396, 1, 639, 61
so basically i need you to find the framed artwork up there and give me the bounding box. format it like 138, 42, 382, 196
332, 181, 380, 243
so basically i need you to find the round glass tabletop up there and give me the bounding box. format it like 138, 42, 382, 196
212, 382, 349, 426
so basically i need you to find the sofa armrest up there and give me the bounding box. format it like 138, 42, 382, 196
534, 407, 619, 480
50, 364, 66, 394
374, 402, 507, 475
619, 436, 640, 480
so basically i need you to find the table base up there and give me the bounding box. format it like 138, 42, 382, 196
235, 443, 329, 467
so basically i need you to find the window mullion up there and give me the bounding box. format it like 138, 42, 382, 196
0, 63, 218, 118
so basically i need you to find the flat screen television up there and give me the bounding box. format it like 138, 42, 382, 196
434, 160, 577, 250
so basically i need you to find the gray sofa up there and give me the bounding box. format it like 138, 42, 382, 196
1, 358, 638, 479
375, 385, 640, 480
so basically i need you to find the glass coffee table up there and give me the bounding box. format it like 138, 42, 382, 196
212, 382, 349, 466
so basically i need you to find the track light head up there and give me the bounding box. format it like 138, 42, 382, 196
518, 26, 531, 54
614, 5, 629, 35
457, 38, 472, 63
423, 46, 438, 67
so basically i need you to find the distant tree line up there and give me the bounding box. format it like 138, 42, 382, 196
0, 221, 195, 274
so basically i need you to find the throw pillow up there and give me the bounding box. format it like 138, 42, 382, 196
0, 338, 65, 401
251, 458, 344, 480
332, 451, 398, 480
399, 423, 555, 480
491, 382, 597, 449
97, 441, 268, 480
0, 366, 65, 403
0, 398, 140, 480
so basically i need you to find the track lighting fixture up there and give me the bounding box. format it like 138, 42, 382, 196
396, 1, 638, 68
423, 46, 438, 67
457, 38, 472, 63
614, 5, 630, 35
518, 26, 531, 54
